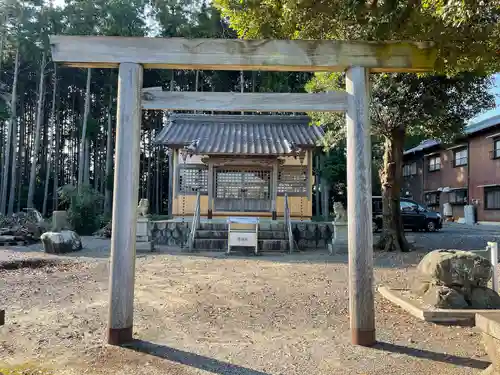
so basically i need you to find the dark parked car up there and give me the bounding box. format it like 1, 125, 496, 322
372, 197, 442, 232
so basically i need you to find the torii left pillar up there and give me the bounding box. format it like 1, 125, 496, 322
108, 62, 143, 345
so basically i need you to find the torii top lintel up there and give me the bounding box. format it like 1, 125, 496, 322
49, 35, 436, 73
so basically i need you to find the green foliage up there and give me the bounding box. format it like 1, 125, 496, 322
149, 214, 172, 221
214, 0, 500, 73
307, 71, 494, 145
57, 184, 103, 235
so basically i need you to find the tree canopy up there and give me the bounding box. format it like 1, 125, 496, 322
215, 0, 500, 73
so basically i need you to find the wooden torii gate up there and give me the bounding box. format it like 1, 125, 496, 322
50, 36, 436, 347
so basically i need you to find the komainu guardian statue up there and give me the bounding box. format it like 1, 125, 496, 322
333, 202, 347, 223
137, 199, 149, 217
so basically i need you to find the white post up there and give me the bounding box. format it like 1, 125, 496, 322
346, 66, 375, 346
107, 63, 143, 345
489, 242, 498, 293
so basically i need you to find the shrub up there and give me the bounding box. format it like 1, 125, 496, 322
58, 184, 104, 235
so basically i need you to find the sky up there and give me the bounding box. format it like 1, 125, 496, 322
469, 73, 500, 125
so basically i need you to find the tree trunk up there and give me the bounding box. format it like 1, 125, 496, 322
240, 70, 244, 114
52, 65, 60, 210
16, 101, 25, 213
376, 127, 410, 252
155, 129, 160, 214
7, 117, 18, 216
146, 131, 152, 203
78, 68, 91, 190
43, 66, 58, 216
321, 178, 329, 220
0, 48, 19, 215
99, 123, 105, 195
0, 13, 6, 80
27, 51, 47, 209
193, 70, 199, 114
314, 154, 321, 217
104, 105, 113, 215
84, 139, 90, 185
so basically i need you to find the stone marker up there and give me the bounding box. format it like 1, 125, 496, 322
40, 230, 82, 254
51, 210, 70, 231
413, 249, 500, 309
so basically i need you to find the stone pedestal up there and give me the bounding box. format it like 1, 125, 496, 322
136, 217, 153, 251
329, 221, 348, 254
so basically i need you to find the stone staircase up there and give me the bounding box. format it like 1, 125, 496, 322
192, 221, 291, 252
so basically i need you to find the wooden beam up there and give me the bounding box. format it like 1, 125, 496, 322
50, 36, 436, 72
141, 90, 347, 112
107, 62, 143, 346
345, 66, 375, 347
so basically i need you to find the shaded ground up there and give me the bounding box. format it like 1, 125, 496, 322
0, 222, 498, 374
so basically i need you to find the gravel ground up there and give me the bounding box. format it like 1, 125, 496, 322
0, 224, 498, 375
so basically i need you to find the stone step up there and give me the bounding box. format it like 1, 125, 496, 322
195, 230, 288, 240
193, 239, 290, 252
198, 222, 286, 231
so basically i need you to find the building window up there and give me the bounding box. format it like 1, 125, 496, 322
403, 162, 417, 177
428, 156, 441, 172
485, 187, 500, 210
278, 167, 307, 195
178, 166, 208, 194
448, 189, 468, 205
453, 148, 468, 167
493, 139, 500, 159
425, 192, 440, 206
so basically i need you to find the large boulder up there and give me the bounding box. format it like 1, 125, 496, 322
422, 285, 468, 309
40, 231, 82, 254
417, 249, 492, 290
412, 249, 500, 309
469, 287, 500, 309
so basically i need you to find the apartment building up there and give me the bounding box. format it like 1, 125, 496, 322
402, 114, 500, 223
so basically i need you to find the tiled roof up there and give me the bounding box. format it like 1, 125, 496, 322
154, 114, 324, 155
465, 113, 500, 135
403, 139, 441, 155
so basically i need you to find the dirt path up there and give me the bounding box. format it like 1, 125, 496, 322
0, 240, 490, 374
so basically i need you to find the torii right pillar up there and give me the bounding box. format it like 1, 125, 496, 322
346, 66, 375, 346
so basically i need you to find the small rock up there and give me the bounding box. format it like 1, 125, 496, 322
422, 285, 468, 309
469, 287, 500, 309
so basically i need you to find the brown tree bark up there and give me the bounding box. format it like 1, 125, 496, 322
376, 126, 411, 252
104, 105, 113, 215
53, 65, 60, 210
146, 130, 152, 203
27, 51, 47, 208
0, 48, 19, 215
16, 99, 25, 213
78, 68, 91, 190
43, 66, 58, 216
